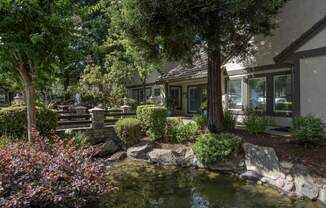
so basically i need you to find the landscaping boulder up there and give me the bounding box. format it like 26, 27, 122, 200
243, 143, 284, 180
293, 164, 319, 200
240, 171, 262, 181
318, 186, 326, 204
148, 147, 195, 167
109, 151, 127, 161
148, 149, 177, 165
95, 140, 120, 157
127, 143, 152, 160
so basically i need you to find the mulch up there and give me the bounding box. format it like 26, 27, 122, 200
231, 129, 326, 185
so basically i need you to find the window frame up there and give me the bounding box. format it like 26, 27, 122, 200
169, 86, 182, 110
248, 77, 267, 112
273, 74, 293, 113
227, 78, 243, 111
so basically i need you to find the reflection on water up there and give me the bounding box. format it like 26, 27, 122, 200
98, 160, 325, 208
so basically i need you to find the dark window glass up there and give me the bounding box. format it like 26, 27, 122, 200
228, 79, 242, 110
249, 78, 266, 111
274, 75, 292, 112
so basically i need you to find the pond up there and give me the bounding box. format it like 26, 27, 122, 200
98, 160, 326, 208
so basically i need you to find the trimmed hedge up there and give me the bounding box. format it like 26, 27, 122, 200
291, 115, 325, 145
115, 118, 142, 146
136, 105, 167, 141
193, 133, 242, 164
0, 106, 57, 139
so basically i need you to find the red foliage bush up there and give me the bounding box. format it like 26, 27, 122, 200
0, 137, 111, 208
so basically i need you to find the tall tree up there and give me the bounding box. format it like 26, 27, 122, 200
111, 0, 287, 132
0, 0, 75, 141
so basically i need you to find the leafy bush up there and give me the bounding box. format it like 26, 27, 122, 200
193, 133, 242, 164
136, 105, 167, 140
244, 111, 272, 134
223, 110, 236, 131
0, 138, 111, 208
0, 106, 57, 139
176, 122, 198, 143
70, 131, 90, 148
115, 118, 142, 146
165, 118, 183, 143
0, 136, 13, 147
193, 115, 208, 130
291, 115, 325, 144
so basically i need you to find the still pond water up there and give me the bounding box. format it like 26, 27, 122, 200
98, 160, 326, 208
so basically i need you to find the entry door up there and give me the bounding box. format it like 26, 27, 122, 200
188, 87, 201, 113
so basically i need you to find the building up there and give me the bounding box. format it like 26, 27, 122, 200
126, 0, 326, 127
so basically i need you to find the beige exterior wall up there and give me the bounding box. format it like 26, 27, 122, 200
226, 0, 326, 70
300, 54, 326, 121
297, 27, 326, 52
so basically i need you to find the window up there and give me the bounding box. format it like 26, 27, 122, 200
169, 86, 182, 110
273, 74, 292, 112
154, 88, 161, 96
132, 88, 152, 104
249, 78, 266, 111
227, 79, 242, 110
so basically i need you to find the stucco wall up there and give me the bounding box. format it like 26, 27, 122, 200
297, 27, 326, 52
227, 0, 326, 70
300, 54, 326, 120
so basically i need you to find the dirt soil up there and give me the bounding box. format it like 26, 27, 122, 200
232, 129, 326, 185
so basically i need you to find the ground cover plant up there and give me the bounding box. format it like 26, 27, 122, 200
244, 111, 272, 134
193, 133, 242, 164
0, 137, 111, 208
291, 114, 326, 145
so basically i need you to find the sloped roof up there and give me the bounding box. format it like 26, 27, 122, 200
161, 55, 208, 82
274, 15, 326, 63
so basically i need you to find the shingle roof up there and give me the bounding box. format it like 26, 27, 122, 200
161, 54, 208, 82
274, 15, 326, 63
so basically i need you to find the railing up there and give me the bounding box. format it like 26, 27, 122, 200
56, 107, 135, 130
104, 111, 136, 125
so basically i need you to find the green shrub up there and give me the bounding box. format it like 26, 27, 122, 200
244, 111, 272, 134
71, 131, 90, 149
0, 106, 57, 139
223, 110, 236, 131
0, 136, 13, 147
291, 115, 325, 144
176, 122, 198, 143
165, 118, 183, 143
136, 105, 167, 141
193, 115, 208, 130
193, 133, 242, 164
115, 118, 142, 146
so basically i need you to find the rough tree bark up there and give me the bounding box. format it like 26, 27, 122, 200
16, 54, 36, 142
207, 47, 224, 133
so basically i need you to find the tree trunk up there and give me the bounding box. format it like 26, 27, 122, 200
16, 55, 36, 142
207, 46, 224, 133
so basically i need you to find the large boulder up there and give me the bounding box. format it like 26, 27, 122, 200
109, 151, 127, 161
148, 149, 177, 165
95, 140, 120, 157
148, 147, 195, 167
293, 164, 319, 200
127, 143, 152, 160
243, 143, 284, 180
318, 186, 326, 204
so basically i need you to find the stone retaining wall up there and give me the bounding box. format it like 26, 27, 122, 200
123, 142, 326, 205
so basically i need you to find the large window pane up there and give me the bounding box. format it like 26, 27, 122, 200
249, 78, 266, 111
228, 79, 242, 110
274, 74, 292, 112
170, 86, 182, 109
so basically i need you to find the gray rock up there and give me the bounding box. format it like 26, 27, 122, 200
109, 151, 127, 161
148, 149, 177, 165
293, 164, 319, 200
318, 186, 326, 205
127, 143, 152, 160
243, 143, 284, 180
96, 140, 120, 157
148, 147, 195, 167
240, 171, 262, 181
